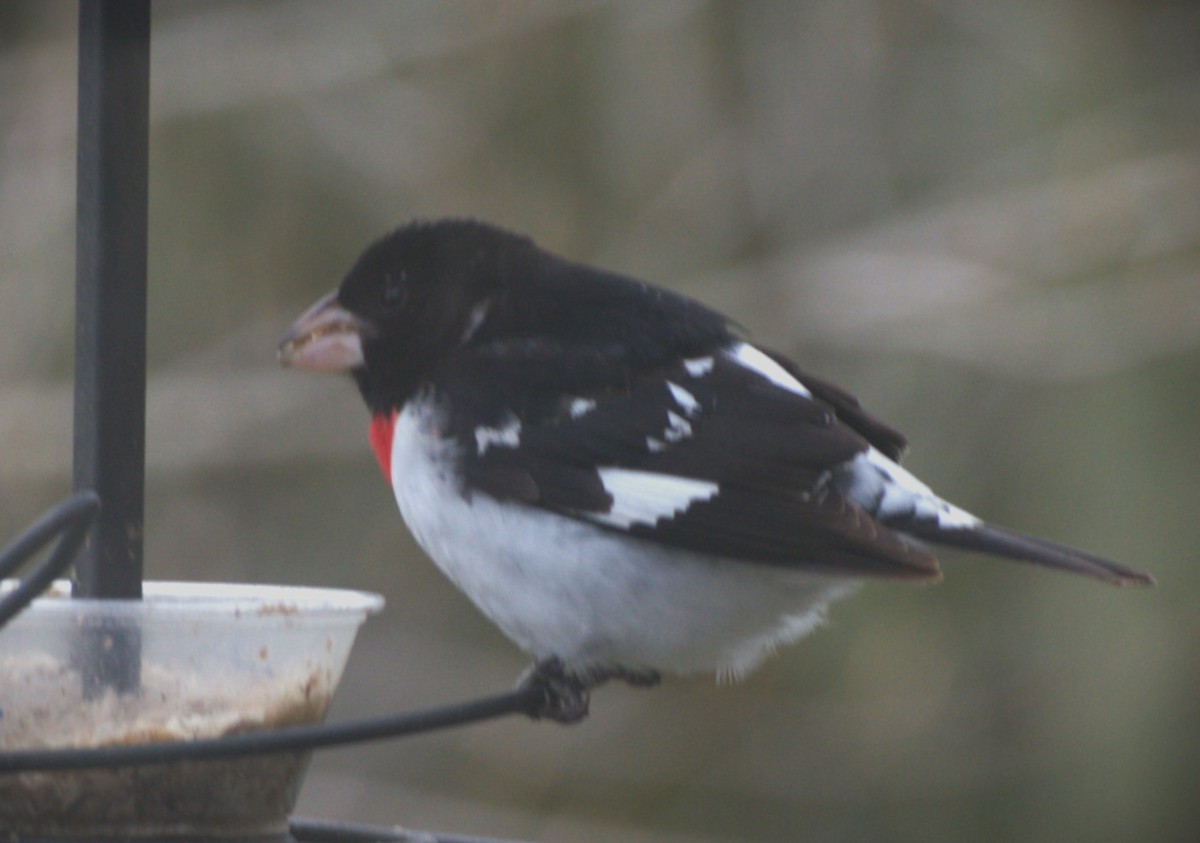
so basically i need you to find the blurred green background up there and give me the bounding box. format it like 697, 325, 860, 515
2, 1, 1197, 841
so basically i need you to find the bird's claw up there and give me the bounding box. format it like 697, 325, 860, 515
517, 658, 662, 725
606, 666, 662, 688
517, 658, 591, 724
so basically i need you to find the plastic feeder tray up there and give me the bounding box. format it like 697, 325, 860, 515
0, 580, 383, 838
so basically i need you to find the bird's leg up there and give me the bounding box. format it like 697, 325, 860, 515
516, 658, 662, 724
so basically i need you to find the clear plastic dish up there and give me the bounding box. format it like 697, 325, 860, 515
0, 580, 384, 838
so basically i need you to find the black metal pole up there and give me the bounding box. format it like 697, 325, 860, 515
73, 0, 149, 597
72, 0, 150, 694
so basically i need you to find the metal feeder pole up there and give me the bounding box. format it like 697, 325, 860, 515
72, 0, 150, 695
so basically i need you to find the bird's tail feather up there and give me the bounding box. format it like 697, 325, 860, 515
901, 521, 1155, 587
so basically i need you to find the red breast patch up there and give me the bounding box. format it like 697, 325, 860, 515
369, 411, 398, 482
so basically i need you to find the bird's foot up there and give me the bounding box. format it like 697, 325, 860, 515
580, 664, 662, 689
517, 658, 592, 724
516, 658, 662, 725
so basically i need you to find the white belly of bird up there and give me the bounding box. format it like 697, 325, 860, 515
387, 401, 857, 680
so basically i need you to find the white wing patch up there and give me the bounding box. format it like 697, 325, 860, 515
589, 468, 719, 529
682, 355, 715, 377
568, 397, 597, 419
474, 415, 522, 455
726, 342, 812, 398
664, 410, 693, 443
666, 381, 701, 416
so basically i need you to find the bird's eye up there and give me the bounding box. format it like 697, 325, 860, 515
382, 272, 407, 309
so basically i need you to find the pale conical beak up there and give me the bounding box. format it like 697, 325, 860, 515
277, 291, 371, 372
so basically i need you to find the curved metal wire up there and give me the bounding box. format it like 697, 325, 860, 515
0, 490, 101, 630
0, 682, 552, 774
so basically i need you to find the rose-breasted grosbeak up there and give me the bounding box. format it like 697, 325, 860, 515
279, 219, 1151, 719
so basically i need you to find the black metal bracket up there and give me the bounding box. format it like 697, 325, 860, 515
0, 492, 100, 630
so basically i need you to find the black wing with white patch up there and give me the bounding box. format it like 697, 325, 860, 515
443, 339, 939, 579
